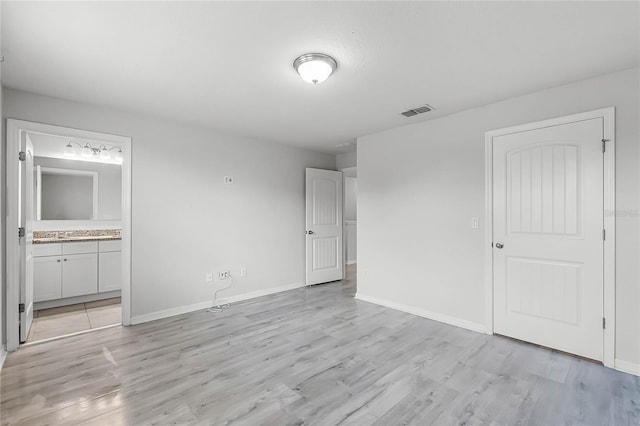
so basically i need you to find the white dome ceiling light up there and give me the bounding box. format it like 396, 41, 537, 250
293, 53, 337, 85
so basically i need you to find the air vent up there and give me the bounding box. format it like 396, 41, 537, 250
401, 104, 434, 117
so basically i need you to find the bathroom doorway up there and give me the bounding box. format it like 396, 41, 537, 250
6, 120, 132, 350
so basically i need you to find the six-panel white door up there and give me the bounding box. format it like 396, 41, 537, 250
306, 168, 343, 285
493, 118, 604, 361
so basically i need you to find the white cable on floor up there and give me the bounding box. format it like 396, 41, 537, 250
208, 274, 233, 313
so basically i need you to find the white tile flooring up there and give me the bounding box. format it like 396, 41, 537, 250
26, 298, 121, 343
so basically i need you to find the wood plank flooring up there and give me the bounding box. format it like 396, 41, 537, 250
1, 265, 638, 425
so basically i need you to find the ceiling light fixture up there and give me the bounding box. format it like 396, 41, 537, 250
293, 53, 337, 85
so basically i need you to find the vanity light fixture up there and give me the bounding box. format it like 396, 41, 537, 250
64, 140, 123, 163
293, 53, 337, 85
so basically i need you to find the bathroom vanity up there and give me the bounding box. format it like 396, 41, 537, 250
33, 230, 122, 308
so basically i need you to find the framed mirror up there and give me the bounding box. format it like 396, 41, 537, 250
36, 166, 99, 220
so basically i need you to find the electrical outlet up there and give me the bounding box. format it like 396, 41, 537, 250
224, 176, 234, 184
219, 270, 230, 280
471, 217, 479, 229
206, 273, 213, 282
240, 267, 247, 277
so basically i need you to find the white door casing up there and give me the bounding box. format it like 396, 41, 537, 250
486, 108, 615, 367
306, 168, 343, 285
19, 133, 35, 343
6, 119, 133, 352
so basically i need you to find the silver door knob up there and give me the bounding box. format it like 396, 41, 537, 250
495, 242, 504, 249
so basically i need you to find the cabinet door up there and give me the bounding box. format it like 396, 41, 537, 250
34, 256, 62, 302
62, 253, 98, 298
99, 251, 122, 292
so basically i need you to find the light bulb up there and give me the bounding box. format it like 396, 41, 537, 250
81, 144, 92, 157
100, 146, 110, 160
64, 142, 75, 157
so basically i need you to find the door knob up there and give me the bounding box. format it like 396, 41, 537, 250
306, 230, 314, 235
495, 242, 504, 249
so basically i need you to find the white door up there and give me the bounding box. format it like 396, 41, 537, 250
306, 168, 343, 285
493, 118, 604, 361
19, 133, 35, 343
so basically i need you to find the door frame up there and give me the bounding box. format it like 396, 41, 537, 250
484, 107, 615, 368
6, 119, 133, 351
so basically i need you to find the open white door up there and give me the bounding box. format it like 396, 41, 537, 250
19, 132, 35, 343
306, 168, 343, 285
493, 118, 604, 361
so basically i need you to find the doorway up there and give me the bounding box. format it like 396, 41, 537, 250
6, 120, 132, 351
484, 108, 615, 367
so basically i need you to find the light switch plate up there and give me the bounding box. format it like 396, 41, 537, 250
224, 176, 234, 184
471, 217, 479, 229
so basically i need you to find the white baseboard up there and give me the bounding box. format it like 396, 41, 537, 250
615, 359, 640, 376
131, 300, 213, 325
346, 260, 357, 265
131, 281, 306, 325
0, 346, 7, 371
219, 281, 306, 305
355, 293, 487, 334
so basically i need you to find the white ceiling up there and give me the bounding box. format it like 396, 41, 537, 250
3, 1, 638, 154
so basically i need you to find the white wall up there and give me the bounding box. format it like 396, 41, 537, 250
344, 177, 357, 221
344, 177, 357, 264
2, 88, 335, 320
357, 68, 640, 367
336, 151, 357, 169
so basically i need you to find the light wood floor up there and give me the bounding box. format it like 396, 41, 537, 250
1, 265, 638, 425
27, 298, 121, 343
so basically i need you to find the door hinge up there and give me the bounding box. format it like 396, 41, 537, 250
18, 303, 25, 314
603, 229, 606, 241
602, 139, 609, 153
18, 151, 26, 161
603, 317, 606, 329
18, 227, 25, 238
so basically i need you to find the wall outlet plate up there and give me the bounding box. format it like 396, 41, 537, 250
471, 217, 479, 229
206, 273, 213, 282
240, 267, 247, 277
224, 176, 233, 184
219, 270, 230, 280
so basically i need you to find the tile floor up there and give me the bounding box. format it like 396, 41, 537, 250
26, 298, 121, 343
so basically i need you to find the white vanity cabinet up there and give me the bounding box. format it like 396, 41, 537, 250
61, 253, 98, 298
98, 241, 122, 292
33, 255, 63, 302
33, 240, 121, 303
33, 243, 64, 303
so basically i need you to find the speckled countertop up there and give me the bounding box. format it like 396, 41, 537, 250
33, 229, 122, 244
